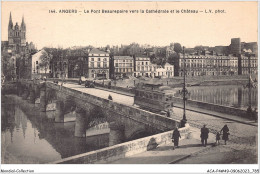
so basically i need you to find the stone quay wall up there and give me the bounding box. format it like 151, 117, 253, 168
173, 97, 252, 118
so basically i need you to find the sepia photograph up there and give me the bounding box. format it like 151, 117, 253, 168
1, 1, 259, 173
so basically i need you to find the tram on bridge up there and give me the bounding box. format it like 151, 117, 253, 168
133, 83, 174, 115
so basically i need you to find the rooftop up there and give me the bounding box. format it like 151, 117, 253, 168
136, 57, 150, 60
114, 56, 133, 60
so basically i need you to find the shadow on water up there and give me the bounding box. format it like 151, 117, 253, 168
1, 95, 110, 163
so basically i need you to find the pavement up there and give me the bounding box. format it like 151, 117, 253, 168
62, 83, 134, 106
94, 86, 135, 97
107, 127, 216, 164
173, 103, 258, 127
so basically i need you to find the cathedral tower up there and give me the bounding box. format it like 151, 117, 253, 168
20, 15, 26, 46
8, 12, 14, 45
8, 12, 26, 47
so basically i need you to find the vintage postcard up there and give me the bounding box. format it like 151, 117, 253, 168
1, 1, 259, 173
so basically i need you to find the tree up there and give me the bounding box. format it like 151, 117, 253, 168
1, 51, 13, 81
39, 50, 50, 77
194, 45, 204, 52
167, 52, 179, 65
174, 43, 182, 54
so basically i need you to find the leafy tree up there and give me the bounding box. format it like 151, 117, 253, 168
167, 52, 179, 65
39, 50, 50, 77
150, 54, 156, 62
174, 43, 182, 53
194, 45, 205, 52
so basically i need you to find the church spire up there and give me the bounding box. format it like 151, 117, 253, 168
8, 12, 13, 30
21, 14, 26, 30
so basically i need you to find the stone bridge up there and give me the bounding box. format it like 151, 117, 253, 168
15, 80, 181, 143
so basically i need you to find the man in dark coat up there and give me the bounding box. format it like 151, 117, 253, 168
172, 128, 181, 150
253, 108, 257, 123
221, 124, 229, 145
200, 125, 209, 147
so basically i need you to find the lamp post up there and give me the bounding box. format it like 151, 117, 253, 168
103, 70, 105, 86
246, 52, 252, 113
180, 46, 189, 127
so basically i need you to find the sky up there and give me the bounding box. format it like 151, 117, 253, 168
1, 1, 258, 49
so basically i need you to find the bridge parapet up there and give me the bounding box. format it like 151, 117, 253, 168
52, 124, 190, 164
45, 82, 180, 132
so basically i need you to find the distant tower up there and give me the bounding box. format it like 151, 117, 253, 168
8, 12, 14, 45
8, 12, 26, 47
20, 15, 26, 46
230, 38, 241, 55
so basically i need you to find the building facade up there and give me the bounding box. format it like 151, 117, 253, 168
88, 48, 110, 79
31, 49, 51, 79
113, 56, 134, 78
178, 54, 238, 77
240, 55, 258, 75
164, 63, 175, 78
134, 57, 157, 77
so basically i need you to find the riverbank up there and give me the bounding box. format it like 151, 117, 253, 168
111, 75, 254, 88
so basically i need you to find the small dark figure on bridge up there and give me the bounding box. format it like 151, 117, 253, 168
220, 124, 229, 145
216, 132, 221, 145
108, 94, 113, 100
200, 125, 209, 147
172, 128, 181, 150
166, 109, 171, 118
253, 108, 257, 123
247, 107, 253, 119
108, 81, 111, 89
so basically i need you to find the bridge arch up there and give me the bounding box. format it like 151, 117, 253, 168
126, 129, 152, 141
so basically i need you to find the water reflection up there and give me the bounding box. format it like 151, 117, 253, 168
183, 85, 258, 109
1, 97, 109, 164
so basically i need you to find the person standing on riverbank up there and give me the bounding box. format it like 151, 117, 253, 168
253, 108, 257, 123
200, 125, 209, 147
221, 124, 229, 145
172, 128, 181, 150
216, 132, 221, 145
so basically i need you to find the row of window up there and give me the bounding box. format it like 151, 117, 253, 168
114, 59, 133, 63
180, 64, 237, 68
135, 90, 164, 101
137, 61, 149, 66
179, 71, 236, 76
180, 68, 235, 72
180, 59, 235, 63
114, 68, 133, 73
9, 31, 25, 37
90, 54, 109, 57
114, 63, 133, 67
89, 62, 108, 68
137, 66, 155, 71
180, 56, 239, 59
241, 60, 257, 63
242, 64, 258, 67
90, 58, 107, 61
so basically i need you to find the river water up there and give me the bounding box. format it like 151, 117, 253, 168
1, 96, 111, 164
1, 95, 153, 164
176, 85, 258, 110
